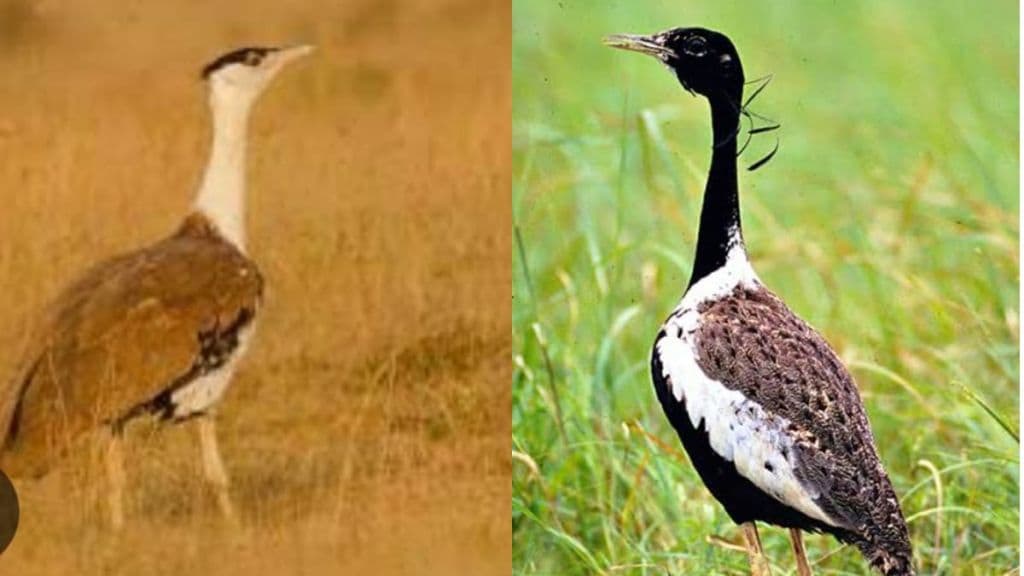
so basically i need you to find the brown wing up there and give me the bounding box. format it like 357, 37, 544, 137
0, 220, 262, 475
694, 286, 910, 551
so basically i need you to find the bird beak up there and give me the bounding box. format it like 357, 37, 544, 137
275, 44, 315, 67
603, 33, 675, 60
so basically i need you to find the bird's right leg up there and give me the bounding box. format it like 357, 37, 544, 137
788, 528, 812, 576
740, 522, 773, 576
104, 426, 126, 530
196, 414, 237, 525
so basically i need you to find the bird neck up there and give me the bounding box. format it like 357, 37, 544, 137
687, 94, 745, 289
193, 97, 252, 251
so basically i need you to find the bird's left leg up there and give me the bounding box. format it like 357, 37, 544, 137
196, 414, 237, 525
740, 522, 773, 576
104, 426, 126, 530
788, 528, 812, 576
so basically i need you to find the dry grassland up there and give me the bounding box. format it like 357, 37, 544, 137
0, 0, 510, 574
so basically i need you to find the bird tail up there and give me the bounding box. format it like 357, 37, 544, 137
854, 535, 915, 576
0, 316, 49, 457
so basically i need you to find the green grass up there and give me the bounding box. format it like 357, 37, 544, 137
512, 2, 1019, 574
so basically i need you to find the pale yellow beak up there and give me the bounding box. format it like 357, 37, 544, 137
603, 34, 674, 60
275, 44, 315, 66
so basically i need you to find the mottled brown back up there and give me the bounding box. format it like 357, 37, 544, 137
0, 214, 262, 476
694, 286, 912, 572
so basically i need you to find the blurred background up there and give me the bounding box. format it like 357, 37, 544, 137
0, 0, 510, 574
513, 1, 1017, 575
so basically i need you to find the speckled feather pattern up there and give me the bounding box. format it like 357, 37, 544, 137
693, 285, 913, 575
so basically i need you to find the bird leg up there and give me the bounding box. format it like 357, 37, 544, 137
197, 415, 237, 525
104, 427, 126, 530
789, 528, 812, 576
740, 522, 773, 576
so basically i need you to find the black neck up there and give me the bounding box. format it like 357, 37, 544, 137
687, 92, 743, 289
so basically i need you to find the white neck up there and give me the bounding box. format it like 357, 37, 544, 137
193, 95, 252, 250
680, 235, 760, 310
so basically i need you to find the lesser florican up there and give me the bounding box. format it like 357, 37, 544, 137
605, 27, 913, 576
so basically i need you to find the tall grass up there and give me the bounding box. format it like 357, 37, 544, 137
513, 2, 1018, 574
0, 1, 510, 574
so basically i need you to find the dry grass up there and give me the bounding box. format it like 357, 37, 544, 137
0, 0, 510, 574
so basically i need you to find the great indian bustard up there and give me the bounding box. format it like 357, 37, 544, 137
0, 44, 312, 527
605, 28, 913, 576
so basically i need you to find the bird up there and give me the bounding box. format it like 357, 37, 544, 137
0, 44, 313, 528
605, 28, 913, 576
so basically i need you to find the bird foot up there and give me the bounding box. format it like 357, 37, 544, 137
748, 554, 773, 576
740, 522, 773, 576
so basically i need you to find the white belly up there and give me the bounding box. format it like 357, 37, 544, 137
170, 324, 255, 417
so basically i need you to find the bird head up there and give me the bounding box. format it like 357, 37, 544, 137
201, 45, 314, 110
604, 27, 744, 102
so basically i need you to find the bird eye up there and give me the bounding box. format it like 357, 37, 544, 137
244, 51, 264, 66
684, 36, 708, 56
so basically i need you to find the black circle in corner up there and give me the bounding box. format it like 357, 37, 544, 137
0, 469, 17, 555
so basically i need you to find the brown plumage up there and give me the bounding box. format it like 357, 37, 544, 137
695, 286, 912, 576
0, 44, 311, 529
0, 213, 262, 477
